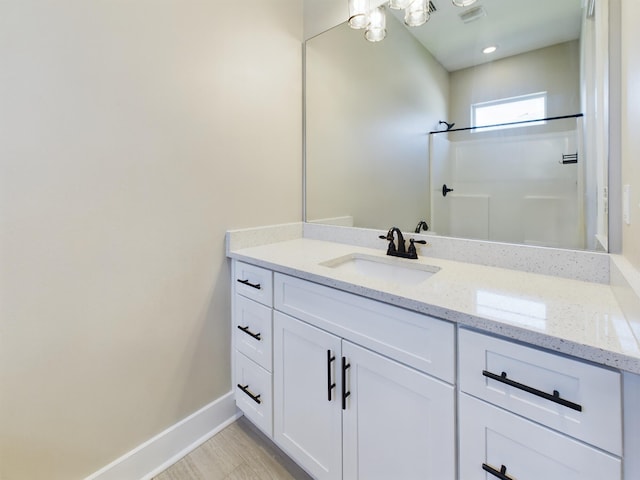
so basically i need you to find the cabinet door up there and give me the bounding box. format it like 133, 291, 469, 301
459, 394, 621, 480
342, 341, 456, 480
273, 312, 342, 480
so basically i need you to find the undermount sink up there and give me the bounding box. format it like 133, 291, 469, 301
320, 253, 440, 285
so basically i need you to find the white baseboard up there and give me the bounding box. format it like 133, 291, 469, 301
85, 391, 240, 480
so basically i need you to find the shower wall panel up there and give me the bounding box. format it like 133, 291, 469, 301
432, 129, 583, 249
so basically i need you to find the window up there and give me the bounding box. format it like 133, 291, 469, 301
471, 92, 547, 131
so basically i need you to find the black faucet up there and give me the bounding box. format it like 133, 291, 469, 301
378, 227, 427, 260
414, 221, 429, 233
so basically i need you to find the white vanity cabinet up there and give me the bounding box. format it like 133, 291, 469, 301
272, 273, 456, 480
232, 262, 274, 436
458, 329, 622, 480
231, 258, 629, 480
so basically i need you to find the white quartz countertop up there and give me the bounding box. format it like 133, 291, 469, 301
228, 238, 640, 374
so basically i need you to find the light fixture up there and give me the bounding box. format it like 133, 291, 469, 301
348, 0, 371, 29
452, 0, 478, 6
347, 0, 434, 43
365, 6, 387, 42
482, 45, 497, 54
405, 0, 430, 27
389, 0, 413, 9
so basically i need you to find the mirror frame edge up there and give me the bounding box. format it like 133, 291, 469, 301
608, 0, 622, 254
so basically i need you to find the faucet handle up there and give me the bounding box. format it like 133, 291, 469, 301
378, 233, 396, 255
379, 233, 397, 254
407, 238, 429, 259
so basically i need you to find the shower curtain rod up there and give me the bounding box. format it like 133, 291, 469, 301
429, 113, 584, 134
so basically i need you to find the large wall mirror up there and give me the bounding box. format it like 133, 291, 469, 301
305, 0, 610, 251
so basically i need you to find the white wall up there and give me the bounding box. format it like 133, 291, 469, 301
581, 1, 609, 251
306, 14, 449, 232
621, 0, 640, 269
0, 1, 302, 479
433, 130, 583, 248
449, 41, 581, 136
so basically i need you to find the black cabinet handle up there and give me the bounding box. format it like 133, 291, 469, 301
237, 278, 261, 290
237, 325, 261, 341
327, 350, 336, 401
482, 464, 514, 480
482, 370, 582, 412
342, 357, 351, 410
237, 384, 262, 404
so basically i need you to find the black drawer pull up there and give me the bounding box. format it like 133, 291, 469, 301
327, 350, 336, 401
482, 464, 514, 480
482, 370, 583, 412
342, 357, 351, 410
237, 325, 261, 341
237, 278, 261, 290
237, 384, 262, 404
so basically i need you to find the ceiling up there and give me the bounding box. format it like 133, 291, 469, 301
389, 0, 586, 72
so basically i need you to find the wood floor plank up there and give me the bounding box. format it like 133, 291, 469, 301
239, 451, 301, 480
153, 457, 203, 480
223, 462, 267, 480
154, 417, 312, 480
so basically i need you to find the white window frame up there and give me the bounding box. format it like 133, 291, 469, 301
471, 92, 547, 131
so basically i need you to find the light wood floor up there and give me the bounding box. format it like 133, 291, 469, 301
153, 417, 313, 480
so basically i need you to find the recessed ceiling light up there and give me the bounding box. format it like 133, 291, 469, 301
483, 45, 498, 54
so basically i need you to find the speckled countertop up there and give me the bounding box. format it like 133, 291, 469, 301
228, 237, 640, 374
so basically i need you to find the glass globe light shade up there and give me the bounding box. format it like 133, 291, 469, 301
452, 0, 477, 7
365, 6, 387, 42
389, 0, 413, 9
348, 0, 370, 29
405, 0, 429, 27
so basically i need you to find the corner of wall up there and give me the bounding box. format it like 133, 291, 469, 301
84, 393, 239, 480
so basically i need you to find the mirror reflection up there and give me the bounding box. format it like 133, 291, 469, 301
305, 0, 609, 251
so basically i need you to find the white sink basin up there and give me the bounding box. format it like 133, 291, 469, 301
320, 253, 440, 285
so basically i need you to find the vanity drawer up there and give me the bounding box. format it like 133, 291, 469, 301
459, 393, 621, 480
234, 295, 272, 371
459, 329, 622, 454
234, 261, 273, 307
235, 351, 273, 437
274, 273, 454, 383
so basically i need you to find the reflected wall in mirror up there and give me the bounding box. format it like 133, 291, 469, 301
305, 0, 609, 251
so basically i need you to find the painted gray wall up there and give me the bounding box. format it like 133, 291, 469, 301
306, 15, 449, 231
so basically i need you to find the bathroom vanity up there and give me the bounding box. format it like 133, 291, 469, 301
227, 224, 640, 480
